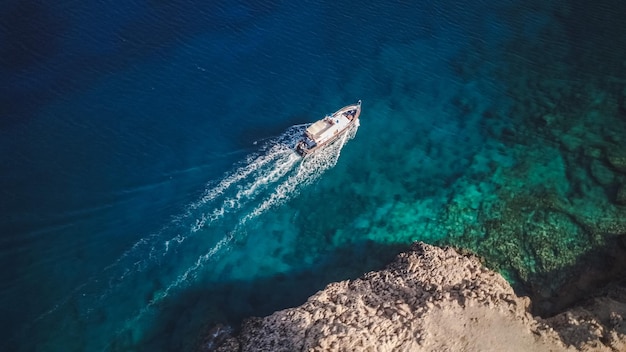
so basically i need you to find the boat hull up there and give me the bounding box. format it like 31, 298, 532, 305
296, 100, 361, 157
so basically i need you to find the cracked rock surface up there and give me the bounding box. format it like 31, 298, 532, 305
201, 243, 626, 351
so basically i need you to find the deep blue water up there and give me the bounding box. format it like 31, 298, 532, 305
2, 0, 625, 351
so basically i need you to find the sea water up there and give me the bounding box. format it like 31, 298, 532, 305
2, 0, 626, 351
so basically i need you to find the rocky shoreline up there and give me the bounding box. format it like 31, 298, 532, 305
199, 243, 626, 352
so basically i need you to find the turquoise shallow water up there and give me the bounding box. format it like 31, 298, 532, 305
2, 1, 626, 351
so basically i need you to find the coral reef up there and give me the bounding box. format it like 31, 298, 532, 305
434, 0, 626, 316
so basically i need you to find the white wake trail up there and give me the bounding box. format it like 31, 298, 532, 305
33, 125, 307, 325
114, 122, 359, 336
43, 121, 360, 351
242, 122, 359, 224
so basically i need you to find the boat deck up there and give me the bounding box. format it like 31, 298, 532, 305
296, 100, 361, 156
306, 114, 351, 143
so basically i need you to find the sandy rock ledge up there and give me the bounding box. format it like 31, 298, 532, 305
200, 243, 626, 352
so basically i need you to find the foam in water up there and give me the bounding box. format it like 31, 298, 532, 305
244, 120, 360, 223
107, 122, 360, 346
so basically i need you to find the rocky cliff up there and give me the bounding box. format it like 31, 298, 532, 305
200, 243, 626, 351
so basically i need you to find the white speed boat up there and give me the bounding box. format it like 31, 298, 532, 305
295, 100, 361, 157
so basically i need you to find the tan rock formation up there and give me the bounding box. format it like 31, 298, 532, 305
201, 243, 626, 352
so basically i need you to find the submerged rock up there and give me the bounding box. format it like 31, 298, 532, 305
202, 243, 626, 351
617, 185, 626, 205
198, 324, 237, 352
618, 87, 626, 117
607, 150, 626, 174
590, 159, 615, 186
